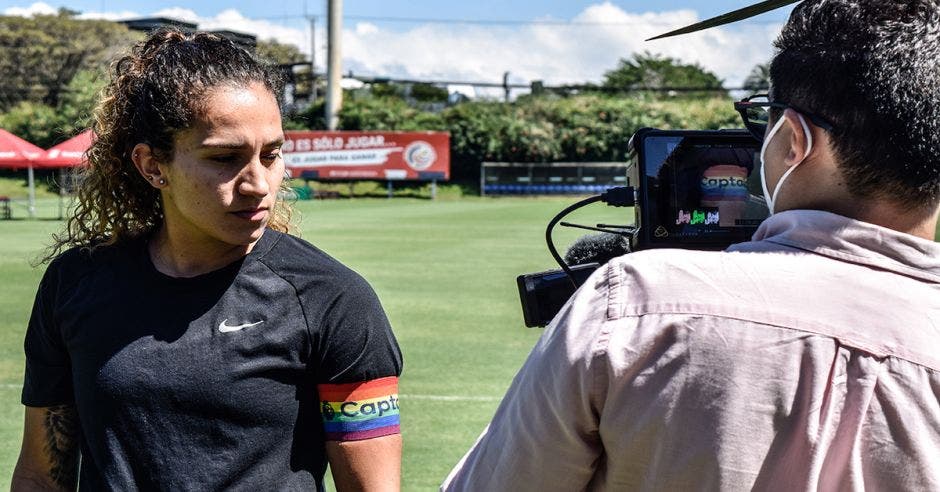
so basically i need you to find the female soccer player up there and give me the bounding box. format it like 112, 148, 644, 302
12, 29, 402, 491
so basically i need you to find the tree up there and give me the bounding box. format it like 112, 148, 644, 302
0, 101, 60, 147
255, 39, 307, 65
0, 70, 103, 147
743, 63, 770, 92
255, 38, 316, 107
409, 83, 448, 103
602, 51, 724, 95
0, 12, 140, 110
282, 91, 740, 181
368, 82, 405, 99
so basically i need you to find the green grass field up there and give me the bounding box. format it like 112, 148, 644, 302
0, 195, 630, 490
2, 195, 938, 490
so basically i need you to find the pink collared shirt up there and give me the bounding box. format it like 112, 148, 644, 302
443, 210, 940, 491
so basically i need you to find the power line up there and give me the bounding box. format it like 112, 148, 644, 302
344, 72, 763, 93
239, 12, 782, 27
345, 14, 783, 27
245, 13, 317, 22
349, 73, 529, 89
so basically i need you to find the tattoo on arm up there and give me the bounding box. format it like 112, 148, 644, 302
43, 404, 80, 490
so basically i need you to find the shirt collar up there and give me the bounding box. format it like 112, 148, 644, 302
745, 210, 940, 283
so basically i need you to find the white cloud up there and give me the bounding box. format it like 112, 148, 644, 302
355, 22, 379, 36
149, 7, 200, 23
191, 9, 308, 51
65, 5, 313, 60
3, 2, 56, 16
342, 1, 782, 88
74, 9, 139, 21
3, 1, 780, 89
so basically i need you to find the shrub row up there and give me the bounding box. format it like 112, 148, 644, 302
291, 94, 741, 182
1, 91, 741, 184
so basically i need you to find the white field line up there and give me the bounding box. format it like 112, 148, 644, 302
400, 394, 501, 402
0, 383, 500, 402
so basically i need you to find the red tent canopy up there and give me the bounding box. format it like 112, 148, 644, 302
36, 129, 94, 168
0, 128, 43, 169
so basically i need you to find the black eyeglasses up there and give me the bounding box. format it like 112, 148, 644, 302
734, 94, 835, 142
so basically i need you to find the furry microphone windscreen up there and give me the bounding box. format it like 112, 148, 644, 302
563, 233, 631, 266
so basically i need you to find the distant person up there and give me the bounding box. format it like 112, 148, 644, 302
443, 1, 940, 489
11, 29, 402, 491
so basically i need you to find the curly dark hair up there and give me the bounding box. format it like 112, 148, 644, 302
770, 0, 940, 210
45, 28, 289, 262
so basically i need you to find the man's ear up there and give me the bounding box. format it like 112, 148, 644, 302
130, 144, 167, 189
781, 108, 814, 167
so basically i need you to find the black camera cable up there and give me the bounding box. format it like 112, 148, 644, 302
545, 186, 635, 288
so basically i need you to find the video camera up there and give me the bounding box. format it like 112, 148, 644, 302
517, 128, 770, 327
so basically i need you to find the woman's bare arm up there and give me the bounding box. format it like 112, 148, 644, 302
326, 434, 401, 492
12, 405, 81, 491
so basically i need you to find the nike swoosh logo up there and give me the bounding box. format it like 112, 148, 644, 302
218, 319, 264, 333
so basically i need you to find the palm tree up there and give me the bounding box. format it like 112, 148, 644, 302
743, 63, 771, 92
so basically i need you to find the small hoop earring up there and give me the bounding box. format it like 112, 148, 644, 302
158, 178, 167, 185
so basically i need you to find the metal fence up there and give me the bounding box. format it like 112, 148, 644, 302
480, 161, 627, 196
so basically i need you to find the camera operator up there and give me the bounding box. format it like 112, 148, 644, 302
443, 1, 940, 490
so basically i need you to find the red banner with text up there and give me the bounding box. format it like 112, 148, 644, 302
283, 131, 450, 181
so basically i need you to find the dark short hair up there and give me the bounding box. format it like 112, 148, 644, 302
770, 0, 940, 208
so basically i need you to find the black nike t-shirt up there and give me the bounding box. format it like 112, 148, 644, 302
22, 230, 403, 491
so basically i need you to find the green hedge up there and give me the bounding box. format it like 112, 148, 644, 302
0, 90, 740, 184
292, 94, 741, 181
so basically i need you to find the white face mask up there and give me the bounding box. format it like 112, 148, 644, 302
759, 113, 813, 215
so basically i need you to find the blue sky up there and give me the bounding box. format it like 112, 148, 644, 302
2, 1, 795, 91
1, 1, 794, 24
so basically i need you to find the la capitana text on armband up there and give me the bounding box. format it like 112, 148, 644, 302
317, 376, 401, 440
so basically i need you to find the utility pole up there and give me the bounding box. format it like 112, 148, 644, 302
309, 15, 317, 103
503, 71, 510, 102
326, 0, 343, 130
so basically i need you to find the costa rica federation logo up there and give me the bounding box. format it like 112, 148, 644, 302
403, 141, 436, 170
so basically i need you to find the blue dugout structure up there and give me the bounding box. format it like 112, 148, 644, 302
480, 162, 628, 196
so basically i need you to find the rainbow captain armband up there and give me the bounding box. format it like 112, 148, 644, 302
318, 376, 400, 441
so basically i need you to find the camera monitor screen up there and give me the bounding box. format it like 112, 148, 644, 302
639, 131, 770, 248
